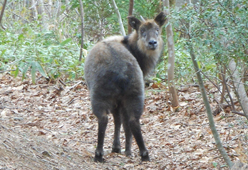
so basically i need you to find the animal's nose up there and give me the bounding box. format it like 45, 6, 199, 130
148, 40, 157, 49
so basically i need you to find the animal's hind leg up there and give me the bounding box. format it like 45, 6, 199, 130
129, 117, 149, 161
121, 109, 133, 156
92, 101, 108, 162
112, 106, 121, 153
126, 96, 150, 161
95, 113, 108, 162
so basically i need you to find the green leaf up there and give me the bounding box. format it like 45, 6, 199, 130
54, 59, 59, 65
0, 49, 6, 57
35, 61, 48, 78
60, 38, 72, 46
70, 0, 80, 10
31, 61, 36, 84
14, 67, 19, 78
18, 34, 24, 40
197, 61, 201, 69
61, 5, 66, 11
205, 63, 215, 70
22, 63, 31, 80
212, 162, 218, 167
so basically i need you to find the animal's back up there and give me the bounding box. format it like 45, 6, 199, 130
84, 37, 144, 104
84, 12, 166, 162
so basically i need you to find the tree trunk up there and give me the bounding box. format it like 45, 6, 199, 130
169, 0, 175, 7
0, 0, 7, 30
189, 43, 233, 168
55, 0, 61, 18
220, 66, 226, 104
78, 0, 84, 62
128, 0, 133, 34
163, 0, 179, 110
48, 0, 52, 18
38, 0, 49, 31
228, 59, 248, 120
111, 0, 126, 36
93, 1, 103, 40
30, 0, 38, 21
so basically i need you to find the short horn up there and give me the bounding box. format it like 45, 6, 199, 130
140, 15, 146, 22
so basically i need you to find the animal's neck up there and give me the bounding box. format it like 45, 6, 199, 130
122, 32, 160, 77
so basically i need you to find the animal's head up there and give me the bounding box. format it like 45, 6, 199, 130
128, 12, 166, 51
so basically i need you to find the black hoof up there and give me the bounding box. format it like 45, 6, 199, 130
94, 155, 104, 162
140, 150, 150, 162
141, 155, 150, 161
94, 150, 104, 162
112, 147, 121, 153
125, 150, 131, 157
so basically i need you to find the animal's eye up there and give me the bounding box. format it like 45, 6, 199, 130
155, 28, 159, 35
140, 29, 146, 36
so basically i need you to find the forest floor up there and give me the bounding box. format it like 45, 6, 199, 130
0, 73, 247, 170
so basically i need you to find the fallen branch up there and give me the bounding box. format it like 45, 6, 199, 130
68, 81, 84, 91
231, 111, 246, 117
59, 79, 67, 87
63, 81, 85, 95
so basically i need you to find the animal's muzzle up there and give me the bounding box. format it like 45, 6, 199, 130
148, 40, 158, 50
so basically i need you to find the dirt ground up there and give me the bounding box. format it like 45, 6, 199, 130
0, 73, 247, 170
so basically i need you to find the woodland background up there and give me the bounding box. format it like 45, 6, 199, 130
0, 0, 248, 169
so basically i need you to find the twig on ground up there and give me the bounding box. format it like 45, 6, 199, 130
68, 98, 76, 105
69, 81, 84, 90
59, 79, 67, 86
232, 111, 246, 117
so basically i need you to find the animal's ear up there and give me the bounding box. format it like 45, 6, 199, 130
154, 12, 166, 27
128, 16, 141, 31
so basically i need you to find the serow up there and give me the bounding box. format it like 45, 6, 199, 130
84, 12, 166, 162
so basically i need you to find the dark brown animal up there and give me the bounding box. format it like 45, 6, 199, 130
84, 12, 166, 162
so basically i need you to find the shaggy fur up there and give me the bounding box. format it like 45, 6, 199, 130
84, 12, 166, 162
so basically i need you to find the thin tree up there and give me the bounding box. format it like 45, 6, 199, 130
48, 0, 52, 18
229, 59, 248, 120
0, 0, 7, 30
30, 0, 38, 21
38, 0, 49, 31
163, 0, 179, 110
188, 42, 233, 168
128, 0, 134, 34
111, 0, 126, 36
78, 0, 84, 62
